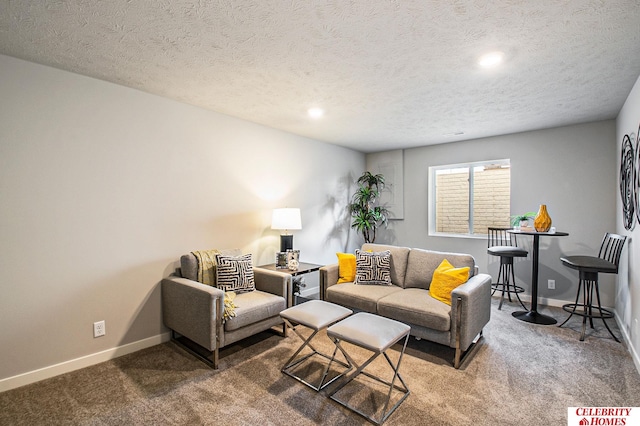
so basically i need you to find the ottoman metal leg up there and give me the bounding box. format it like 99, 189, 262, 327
329, 333, 410, 425
279, 300, 354, 391
326, 312, 411, 425
281, 317, 352, 391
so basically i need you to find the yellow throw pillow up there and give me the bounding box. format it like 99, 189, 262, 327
429, 259, 470, 305
336, 252, 356, 283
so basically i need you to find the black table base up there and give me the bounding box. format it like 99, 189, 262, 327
512, 310, 557, 325
507, 230, 568, 326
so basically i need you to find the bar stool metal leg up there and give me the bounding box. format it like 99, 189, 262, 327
491, 257, 527, 311
559, 275, 620, 342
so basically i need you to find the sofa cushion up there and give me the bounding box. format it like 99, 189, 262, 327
354, 249, 392, 285
362, 243, 411, 287
404, 248, 476, 290
215, 253, 255, 293
377, 288, 451, 332
336, 252, 357, 283
326, 283, 403, 313
224, 290, 286, 332
429, 259, 470, 305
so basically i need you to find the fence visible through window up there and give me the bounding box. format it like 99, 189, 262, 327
430, 160, 510, 236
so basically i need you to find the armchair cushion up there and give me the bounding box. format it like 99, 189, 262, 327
215, 253, 256, 293
224, 290, 286, 332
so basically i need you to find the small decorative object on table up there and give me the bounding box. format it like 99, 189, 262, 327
276, 252, 288, 269
510, 212, 536, 230
534, 204, 552, 232
287, 249, 300, 271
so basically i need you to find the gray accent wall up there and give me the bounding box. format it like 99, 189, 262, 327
370, 121, 617, 310
0, 54, 364, 386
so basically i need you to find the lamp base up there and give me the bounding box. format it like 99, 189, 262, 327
280, 235, 293, 252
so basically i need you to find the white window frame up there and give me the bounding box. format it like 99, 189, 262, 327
428, 159, 511, 238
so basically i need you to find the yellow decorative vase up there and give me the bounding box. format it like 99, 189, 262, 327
534, 204, 552, 232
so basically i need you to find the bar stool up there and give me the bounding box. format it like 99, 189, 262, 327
487, 227, 528, 310
559, 233, 626, 342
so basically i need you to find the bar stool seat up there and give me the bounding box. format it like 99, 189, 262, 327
559, 233, 626, 342
279, 300, 353, 391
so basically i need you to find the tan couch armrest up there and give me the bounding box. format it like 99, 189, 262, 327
319, 263, 339, 300
254, 268, 292, 306
161, 276, 223, 351
450, 273, 492, 351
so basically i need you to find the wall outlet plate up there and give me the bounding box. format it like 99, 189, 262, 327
548, 279, 556, 290
93, 320, 105, 337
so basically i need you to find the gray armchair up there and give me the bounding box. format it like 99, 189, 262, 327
162, 249, 292, 368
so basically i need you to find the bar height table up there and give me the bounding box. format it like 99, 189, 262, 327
507, 229, 569, 325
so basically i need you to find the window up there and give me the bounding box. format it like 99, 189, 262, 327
429, 159, 510, 237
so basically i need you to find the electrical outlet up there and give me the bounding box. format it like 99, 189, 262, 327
548, 279, 555, 290
93, 320, 105, 338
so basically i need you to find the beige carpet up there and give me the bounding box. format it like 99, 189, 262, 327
1, 299, 639, 425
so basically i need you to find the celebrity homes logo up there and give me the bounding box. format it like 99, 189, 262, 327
568, 407, 638, 425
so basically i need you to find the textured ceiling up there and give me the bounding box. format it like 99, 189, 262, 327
1, 1, 640, 153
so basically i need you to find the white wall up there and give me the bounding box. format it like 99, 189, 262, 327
0, 54, 364, 388
616, 74, 640, 367
376, 121, 617, 307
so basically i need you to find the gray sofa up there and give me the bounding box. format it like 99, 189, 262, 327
162, 249, 291, 368
320, 243, 492, 368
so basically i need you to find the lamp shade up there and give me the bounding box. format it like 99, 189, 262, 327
271, 208, 302, 231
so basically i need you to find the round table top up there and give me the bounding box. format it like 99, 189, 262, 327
507, 229, 569, 236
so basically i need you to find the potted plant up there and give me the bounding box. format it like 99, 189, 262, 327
510, 212, 536, 229
349, 171, 389, 243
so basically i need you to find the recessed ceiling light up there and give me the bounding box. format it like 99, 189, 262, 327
478, 51, 504, 68
308, 107, 324, 119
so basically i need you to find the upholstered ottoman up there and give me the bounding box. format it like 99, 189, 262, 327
326, 312, 410, 425
279, 300, 353, 391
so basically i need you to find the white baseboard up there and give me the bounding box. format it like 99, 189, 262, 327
0, 332, 171, 393
493, 293, 611, 310
299, 285, 319, 298
615, 312, 640, 376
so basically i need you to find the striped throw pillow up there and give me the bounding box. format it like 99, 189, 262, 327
214, 253, 255, 293
354, 249, 392, 285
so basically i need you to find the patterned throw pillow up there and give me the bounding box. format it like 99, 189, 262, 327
354, 249, 392, 285
214, 253, 256, 293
